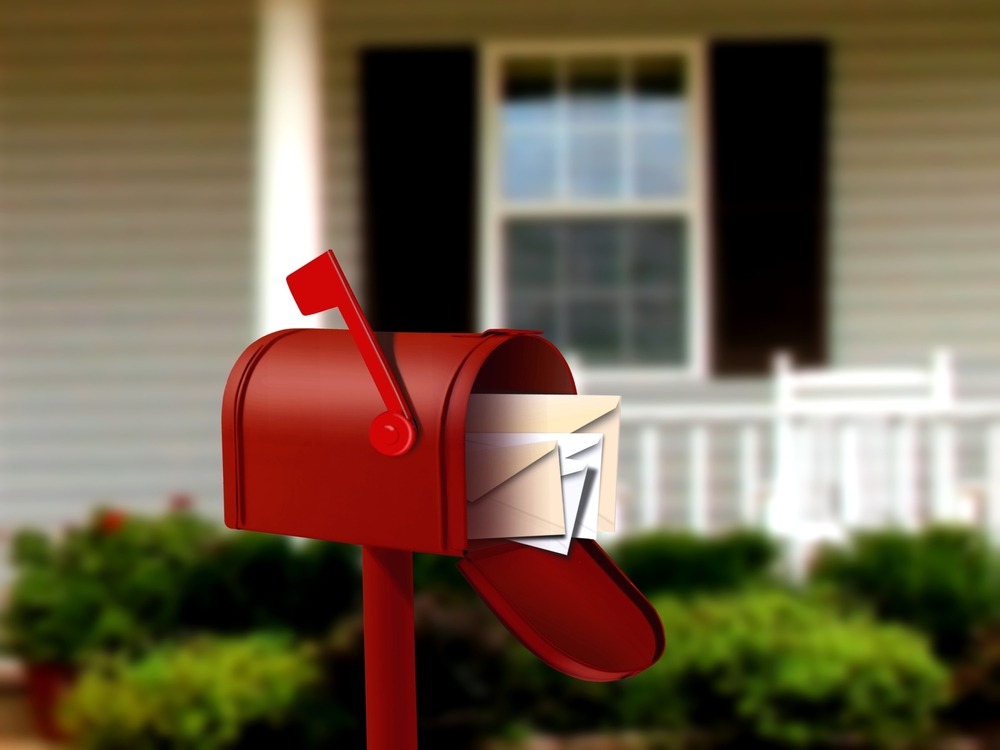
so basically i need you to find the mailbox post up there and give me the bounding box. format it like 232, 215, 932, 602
222, 250, 664, 750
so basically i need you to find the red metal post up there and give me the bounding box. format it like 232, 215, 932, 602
362, 545, 418, 750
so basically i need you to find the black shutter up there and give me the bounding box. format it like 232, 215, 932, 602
709, 40, 829, 375
359, 47, 477, 332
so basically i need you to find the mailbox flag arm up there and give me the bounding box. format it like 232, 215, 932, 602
287, 250, 417, 456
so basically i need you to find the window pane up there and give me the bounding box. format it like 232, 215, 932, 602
633, 297, 685, 363
568, 299, 622, 363
503, 131, 557, 199
568, 130, 622, 199
629, 220, 685, 286
629, 220, 687, 364
565, 221, 621, 285
568, 58, 621, 124
506, 223, 559, 286
503, 58, 557, 128
634, 129, 685, 197
632, 56, 685, 126
508, 292, 558, 334
504, 218, 687, 366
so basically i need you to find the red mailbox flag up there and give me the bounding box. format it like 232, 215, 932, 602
287, 251, 416, 456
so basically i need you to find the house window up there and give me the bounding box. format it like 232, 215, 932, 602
482, 43, 708, 375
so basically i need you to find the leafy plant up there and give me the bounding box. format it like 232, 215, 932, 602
2, 507, 219, 664
59, 633, 320, 750
317, 591, 515, 749
620, 589, 949, 747
810, 525, 1000, 659
607, 529, 779, 598
498, 640, 622, 736
179, 533, 361, 636
412, 551, 476, 600
3, 505, 363, 666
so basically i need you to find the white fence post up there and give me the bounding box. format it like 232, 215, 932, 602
839, 423, 862, 527
689, 426, 709, 534
987, 423, 1000, 543
739, 426, 760, 525
932, 422, 957, 522
639, 426, 660, 529
892, 420, 918, 530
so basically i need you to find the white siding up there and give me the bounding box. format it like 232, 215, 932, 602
833, 30, 1000, 395
321, 0, 1000, 400
0, 0, 255, 536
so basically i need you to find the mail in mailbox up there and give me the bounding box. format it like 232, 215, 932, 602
221, 250, 663, 689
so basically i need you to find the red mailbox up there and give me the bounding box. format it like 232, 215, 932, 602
222, 251, 663, 750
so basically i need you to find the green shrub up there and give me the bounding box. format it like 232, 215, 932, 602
179, 534, 361, 636
948, 623, 1000, 727
2, 507, 219, 664
412, 551, 476, 600
810, 525, 1000, 659
317, 592, 515, 749
3, 508, 363, 665
498, 640, 622, 736
620, 589, 949, 747
608, 529, 779, 598
60, 633, 320, 750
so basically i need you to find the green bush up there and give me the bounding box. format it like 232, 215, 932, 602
2, 508, 363, 665
412, 551, 476, 600
316, 591, 515, 750
2, 507, 219, 664
179, 533, 361, 636
608, 529, 779, 598
498, 640, 622, 737
60, 633, 321, 750
948, 623, 1000, 727
810, 526, 1000, 659
620, 589, 949, 747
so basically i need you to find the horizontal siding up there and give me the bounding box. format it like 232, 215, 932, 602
0, 0, 255, 552
832, 29, 1000, 397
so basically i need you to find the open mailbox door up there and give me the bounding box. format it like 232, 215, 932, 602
460, 540, 664, 681
222, 250, 664, 748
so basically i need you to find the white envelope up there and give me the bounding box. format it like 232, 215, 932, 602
467, 394, 621, 531
509, 456, 587, 555
465, 439, 566, 538
468, 432, 603, 542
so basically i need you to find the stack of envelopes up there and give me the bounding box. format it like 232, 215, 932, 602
465, 393, 621, 555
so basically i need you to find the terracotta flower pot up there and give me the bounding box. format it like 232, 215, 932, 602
23, 662, 76, 742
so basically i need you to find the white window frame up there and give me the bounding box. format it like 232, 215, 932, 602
478, 39, 711, 382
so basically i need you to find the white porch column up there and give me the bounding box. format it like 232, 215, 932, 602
255, 0, 324, 336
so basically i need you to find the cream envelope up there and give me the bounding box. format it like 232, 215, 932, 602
468, 432, 602, 541
467, 394, 621, 531
466, 439, 566, 538
509, 456, 588, 555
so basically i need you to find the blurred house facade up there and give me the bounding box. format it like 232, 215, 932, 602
2, 0, 1000, 570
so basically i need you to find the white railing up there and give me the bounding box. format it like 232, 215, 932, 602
617, 400, 1000, 544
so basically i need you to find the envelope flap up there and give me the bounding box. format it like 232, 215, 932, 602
466, 439, 557, 500
458, 540, 664, 681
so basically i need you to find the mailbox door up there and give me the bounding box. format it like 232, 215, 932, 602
459, 540, 665, 682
